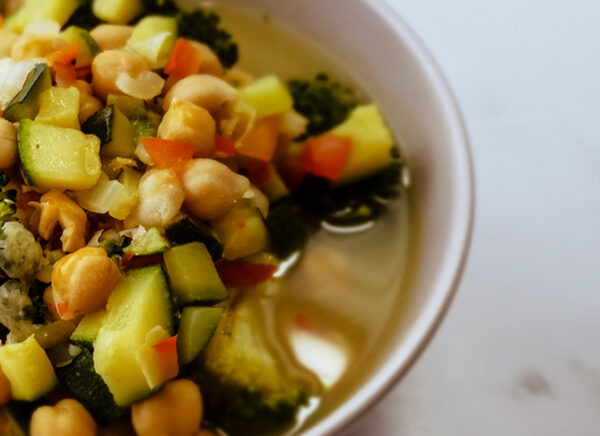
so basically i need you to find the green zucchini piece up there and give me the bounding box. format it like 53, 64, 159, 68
93, 266, 175, 406
124, 227, 170, 256
55, 346, 124, 426
177, 307, 223, 366
5, 0, 79, 33
61, 26, 101, 68
70, 309, 105, 349
36, 86, 80, 129
3, 64, 51, 123
81, 105, 135, 158
163, 242, 228, 306
0, 336, 58, 402
92, 0, 143, 25
213, 206, 269, 260
18, 120, 102, 191
165, 219, 223, 261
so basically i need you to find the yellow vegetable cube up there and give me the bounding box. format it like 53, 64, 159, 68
0, 336, 58, 401
127, 16, 178, 69
240, 75, 294, 119
6, 0, 79, 33
92, 0, 143, 25
36, 87, 81, 129
330, 105, 395, 184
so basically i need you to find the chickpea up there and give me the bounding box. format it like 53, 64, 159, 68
51, 247, 121, 320
0, 30, 18, 58
38, 189, 87, 253
0, 118, 17, 169
132, 380, 202, 436
125, 169, 185, 229
158, 101, 216, 158
31, 399, 97, 436
75, 81, 104, 123
0, 366, 11, 407
190, 42, 223, 77
182, 159, 250, 221
163, 75, 238, 115
11, 34, 67, 61
90, 24, 133, 51
92, 50, 150, 101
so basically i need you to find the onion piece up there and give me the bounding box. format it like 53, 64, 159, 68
116, 71, 165, 100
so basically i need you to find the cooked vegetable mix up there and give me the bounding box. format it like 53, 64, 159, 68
0, 0, 406, 434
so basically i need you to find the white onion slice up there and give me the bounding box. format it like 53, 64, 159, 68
116, 71, 165, 100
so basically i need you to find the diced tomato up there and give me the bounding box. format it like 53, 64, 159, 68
301, 134, 352, 181
48, 43, 79, 65
17, 190, 41, 211
164, 38, 203, 78
142, 138, 197, 173
216, 259, 277, 288
153, 335, 179, 381
236, 116, 280, 162
277, 145, 307, 191
57, 302, 69, 318
214, 135, 236, 157
247, 162, 271, 187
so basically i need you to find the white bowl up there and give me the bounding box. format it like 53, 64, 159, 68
202, 0, 474, 434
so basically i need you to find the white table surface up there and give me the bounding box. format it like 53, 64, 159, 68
345, 1, 600, 435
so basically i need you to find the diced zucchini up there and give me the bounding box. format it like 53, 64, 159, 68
177, 307, 223, 366
212, 205, 269, 260
106, 94, 147, 119
125, 227, 170, 256
330, 105, 394, 184
163, 242, 228, 306
55, 346, 124, 425
94, 266, 175, 406
127, 16, 178, 69
165, 219, 223, 261
92, 0, 143, 25
82, 105, 135, 158
260, 164, 290, 202
76, 172, 137, 220
240, 75, 294, 119
61, 26, 101, 68
0, 60, 39, 110
0, 336, 57, 402
35, 86, 80, 129
70, 310, 106, 349
18, 120, 102, 191
5, 0, 80, 33
4, 64, 51, 122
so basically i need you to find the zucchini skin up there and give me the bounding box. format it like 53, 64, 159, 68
4, 64, 51, 122
55, 346, 124, 426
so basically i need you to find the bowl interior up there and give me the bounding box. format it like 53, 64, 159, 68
186, 0, 474, 434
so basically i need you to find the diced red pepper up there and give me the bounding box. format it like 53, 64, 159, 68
164, 38, 203, 78
142, 137, 197, 173
48, 43, 79, 65
214, 135, 236, 157
301, 134, 352, 181
247, 162, 272, 187
236, 116, 280, 162
57, 302, 69, 318
216, 259, 277, 288
153, 335, 179, 381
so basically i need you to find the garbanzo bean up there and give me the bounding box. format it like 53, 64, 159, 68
0, 118, 17, 169
190, 42, 223, 77
163, 75, 238, 115
182, 159, 250, 221
158, 100, 216, 157
131, 380, 202, 436
89, 24, 133, 51
92, 50, 150, 101
30, 399, 97, 436
74, 80, 104, 123
51, 247, 121, 320
125, 169, 185, 229
0, 366, 11, 407
0, 30, 18, 58
11, 33, 66, 61
38, 190, 87, 253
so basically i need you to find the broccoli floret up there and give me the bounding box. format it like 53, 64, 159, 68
0, 222, 44, 279
0, 172, 17, 224
192, 297, 309, 433
176, 9, 239, 69
287, 73, 358, 137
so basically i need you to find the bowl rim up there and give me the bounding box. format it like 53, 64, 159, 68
301, 1, 475, 435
